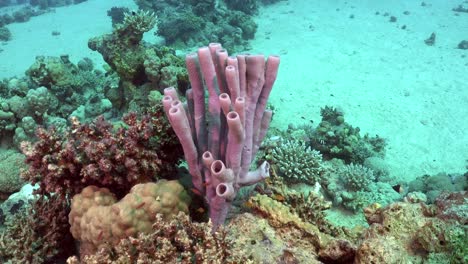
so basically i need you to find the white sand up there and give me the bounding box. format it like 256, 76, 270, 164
251, 0, 468, 181
0, 0, 466, 181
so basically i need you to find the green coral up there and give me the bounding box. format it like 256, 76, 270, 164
143, 46, 188, 92
117, 10, 157, 40
267, 139, 324, 184
0, 149, 26, 199
311, 106, 386, 164
340, 163, 375, 191
89, 10, 158, 84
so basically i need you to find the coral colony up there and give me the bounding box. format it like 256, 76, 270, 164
163, 43, 279, 228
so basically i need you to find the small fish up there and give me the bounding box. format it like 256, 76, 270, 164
272, 194, 285, 202
243, 201, 254, 208
136, 202, 145, 209
191, 188, 203, 196
196, 207, 205, 214
97, 230, 104, 241
392, 184, 404, 194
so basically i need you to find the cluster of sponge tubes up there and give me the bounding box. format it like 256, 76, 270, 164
162, 43, 280, 229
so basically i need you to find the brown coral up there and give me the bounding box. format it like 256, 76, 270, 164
69, 180, 190, 257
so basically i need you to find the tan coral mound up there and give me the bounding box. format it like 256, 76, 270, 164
68, 180, 190, 257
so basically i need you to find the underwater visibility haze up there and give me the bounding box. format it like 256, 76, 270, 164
0, 0, 466, 263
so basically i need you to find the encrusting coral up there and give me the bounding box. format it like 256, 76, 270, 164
69, 180, 190, 257
356, 192, 468, 263
247, 193, 357, 263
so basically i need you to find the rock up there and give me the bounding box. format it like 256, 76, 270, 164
424, 32, 436, 46
457, 40, 468, 50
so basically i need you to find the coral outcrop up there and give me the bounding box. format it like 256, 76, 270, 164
357, 192, 468, 263
310, 106, 386, 164
88, 10, 158, 84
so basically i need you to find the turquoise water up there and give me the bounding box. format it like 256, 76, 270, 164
0, 0, 466, 263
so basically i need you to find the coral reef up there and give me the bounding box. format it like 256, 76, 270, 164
227, 213, 322, 263
25, 55, 108, 118
225, 0, 259, 15
408, 172, 467, 203
0, 26, 11, 41
30, 0, 88, 9
106, 6, 130, 27
89, 12, 188, 112
322, 159, 401, 212
340, 163, 375, 191
0, 56, 114, 150
457, 40, 468, 49
21, 112, 171, 198
88, 10, 158, 84
247, 193, 357, 263
69, 180, 190, 257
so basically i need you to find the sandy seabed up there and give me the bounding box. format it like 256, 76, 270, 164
0, 0, 466, 182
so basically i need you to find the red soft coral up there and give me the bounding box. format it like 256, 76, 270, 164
21, 111, 172, 198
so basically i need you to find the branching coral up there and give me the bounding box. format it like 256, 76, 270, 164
21, 112, 169, 198
69, 212, 248, 263
340, 163, 375, 191
265, 139, 324, 184
118, 10, 158, 39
